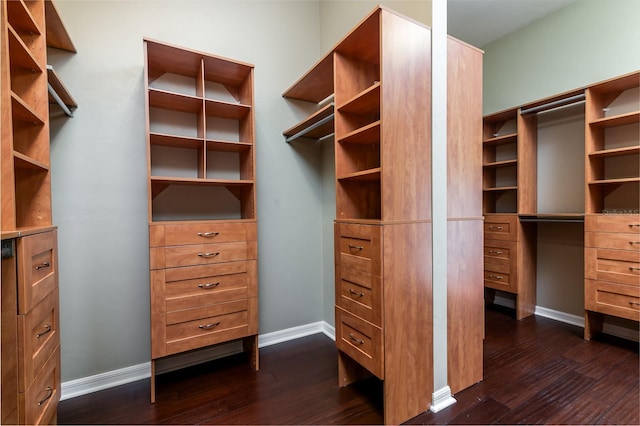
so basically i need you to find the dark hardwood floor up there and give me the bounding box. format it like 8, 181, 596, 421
58, 306, 639, 425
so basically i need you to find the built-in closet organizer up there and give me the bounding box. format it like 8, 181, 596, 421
1, 0, 75, 423
283, 7, 484, 424
482, 71, 639, 338
144, 39, 258, 402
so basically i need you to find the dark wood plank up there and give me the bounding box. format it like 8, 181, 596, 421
57, 307, 639, 425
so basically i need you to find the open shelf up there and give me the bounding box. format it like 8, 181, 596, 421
8, 26, 42, 71
338, 82, 380, 114
282, 53, 334, 103
337, 168, 381, 182
483, 133, 518, 146
7, 0, 41, 35
11, 93, 46, 124
589, 111, 639, 128
484, 159, 518, 168
45, 0, 76, 52
589, 145, 640, 159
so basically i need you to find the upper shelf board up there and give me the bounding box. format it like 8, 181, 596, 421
45, 0, 76, 52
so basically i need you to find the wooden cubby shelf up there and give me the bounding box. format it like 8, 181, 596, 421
338, 82, 380, 114
483, 159, 518, 168
338, 121, 380, 144
589, 111, 639, 128
483, 132, 517, 145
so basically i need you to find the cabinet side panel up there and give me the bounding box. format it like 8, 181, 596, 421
1, 249, 19, 424
447, 39, 483, 219
1, 0, 16, 231
380, 11, 431, 222
383, 222, 433, 424
447, 219, 483, 393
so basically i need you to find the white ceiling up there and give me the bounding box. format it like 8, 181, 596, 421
448, 0, 579, 47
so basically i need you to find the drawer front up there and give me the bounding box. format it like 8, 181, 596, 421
585, 279, 640, 321
335, 266, 382, 326
166, 298, 247, 325
21, 345, 60, 426
335, 307, 383, 379
585, 214, 640, 234
484, 239, 515, 265
483, 215, 518, 241
166, 272, 249, 313
335, 223, 382, 275
165, 310, 249, 356
17, 289, 59, 392
164, 242, 247, 268
483, 266, 514, 293
585, 248, 640, 286
585, 231, 640, 251
150, 222, 255, 247
17, 230, 58, 314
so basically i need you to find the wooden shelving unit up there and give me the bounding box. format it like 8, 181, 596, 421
283, 6, 484, 424
143, 39, 259, 403
584, 71, 640, 340
1, 0, 74, 423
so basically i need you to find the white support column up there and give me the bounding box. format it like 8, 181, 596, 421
430, 0, 456, 414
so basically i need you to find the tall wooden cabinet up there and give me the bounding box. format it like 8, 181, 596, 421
1, 0, 75, 423
143, 39, 258, 402
283, 7, 484, 424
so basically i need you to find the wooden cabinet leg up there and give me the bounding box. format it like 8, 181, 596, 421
584, 310, 603, 341
243, 335, 259, 371
150, 360, 156, 403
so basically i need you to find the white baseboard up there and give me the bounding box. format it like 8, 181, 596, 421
491, 299, 639, 342
61, 321, 335, 401
430, 386, 456, 413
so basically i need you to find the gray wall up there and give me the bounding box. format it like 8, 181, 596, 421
49, 0, 325, 383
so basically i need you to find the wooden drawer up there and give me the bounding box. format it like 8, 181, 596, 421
585, 231, 640, 251
484, 239, 515, 265
166, 271, 249, 313
585, 248, 640, 286
166, 308, 250, 356
585, 279, 640, 321
150, 221, 256, 247
335, 266, 382, 327
16, 230, 58, 314
585, 214, 640, 234
483, 264, 514, 293
483, 214, 518, 241
17, 289, 59, 392
166, 297, 247, 325
335, 307, 383, 379
20, 345, 60, 426
164, 242, 247, 268
335, 223, 382, 275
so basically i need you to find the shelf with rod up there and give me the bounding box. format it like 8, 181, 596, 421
283, 102, 334, 143
47, 65, 77, 117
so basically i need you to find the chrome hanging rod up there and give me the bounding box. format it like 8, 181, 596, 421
48, 83, 74, 117
285, 113, 334, 143
520, 92, 585, 115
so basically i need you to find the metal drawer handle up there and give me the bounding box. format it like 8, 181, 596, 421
349, 289, 364, 298
488, 274, 503, 280
629, 224, 640, 228
198, 252, 220, 258
197, 232, 219, 238
630, 241, 640, 245
34, 262, 50, 270
198, 282, 220, 290
36, 324, 52, 338
629, 267, 640, 272
488, 250, 503, 255
348, 244, 364, 251
349, 333, 364, 345
37, 387, 53, 406
629, 301, 640, 307
489, 226, 503, 230
198, 322, 220, 330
